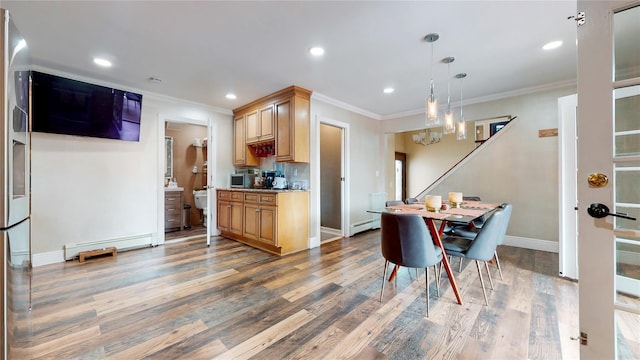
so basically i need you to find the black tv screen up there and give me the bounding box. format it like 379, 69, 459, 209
31, 71, 142, 142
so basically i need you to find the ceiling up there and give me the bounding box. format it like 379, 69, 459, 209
3, 1, 578, 118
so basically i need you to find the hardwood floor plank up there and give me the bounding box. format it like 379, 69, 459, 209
11, 231, 580, 359
106, 320, 208, 359
212, 309, 316, 360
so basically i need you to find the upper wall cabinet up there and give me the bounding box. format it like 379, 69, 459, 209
233, 114, 259, 166
233, 86, 311, 164
245, 104, 275, 144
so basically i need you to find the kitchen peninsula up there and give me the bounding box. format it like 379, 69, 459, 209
217, 189, 309, 255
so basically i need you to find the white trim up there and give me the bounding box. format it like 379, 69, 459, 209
380, 79, 577, 121
616, 275, 640, 299
312, 92, 381, 120
321, 226, 341, 236
64, 233, 155, 260
32, 250, 65, 267
502, 235, 559, 253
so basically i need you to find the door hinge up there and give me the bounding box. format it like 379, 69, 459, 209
571, 332, 588, 345
568, 11, 585, 26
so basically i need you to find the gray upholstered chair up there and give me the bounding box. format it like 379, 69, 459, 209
385, 200, 404, 207
404, 197, 419, 204
379, 212, 443, 316
440, 206, 510, 305
448, 203, 512, 279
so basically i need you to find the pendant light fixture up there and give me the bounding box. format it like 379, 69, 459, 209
425, 33, 440, 125
455, 73, 467, 140
442, 57, 455, 135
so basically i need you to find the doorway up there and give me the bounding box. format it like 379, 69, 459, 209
395, 152, 407, 202
320, 123, 344, 243
161, 119, 210, 244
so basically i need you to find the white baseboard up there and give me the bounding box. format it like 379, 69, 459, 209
32, 250, 65, 267
503, 235, 559, 253
64, 233, 155, 260
309, 236, 320, 249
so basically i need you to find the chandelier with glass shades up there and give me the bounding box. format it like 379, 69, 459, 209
416, 33, 467, 145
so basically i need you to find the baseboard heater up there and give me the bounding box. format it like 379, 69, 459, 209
350, 218, 380, 236
64, 233, 154, 260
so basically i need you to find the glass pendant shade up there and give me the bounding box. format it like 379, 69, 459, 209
426, 80, 439, 124
442, 56, 455, 134
455, 72, 467, 140
444, 107, 455, 134
456, 117, 467, 140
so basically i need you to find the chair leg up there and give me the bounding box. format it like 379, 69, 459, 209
459, 258, 464, 272
416, 268, 419, 281
425, 266, 430, 317
494, 250, 504, 280
475, 260, 489, 306
484, 261, 495, 290
380, 260, 389, 302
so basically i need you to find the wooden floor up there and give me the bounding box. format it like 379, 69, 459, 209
8, 230, 583, 359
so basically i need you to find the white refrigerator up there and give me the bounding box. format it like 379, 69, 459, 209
0, 9, 30, 360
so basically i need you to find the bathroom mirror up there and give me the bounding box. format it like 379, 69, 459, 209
164, 136, 173, 179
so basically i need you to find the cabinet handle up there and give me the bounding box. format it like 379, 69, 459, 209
255, 209, 260, 212
227, 205, 231, 208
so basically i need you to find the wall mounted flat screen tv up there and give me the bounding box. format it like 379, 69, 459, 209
31, 71, 143, 142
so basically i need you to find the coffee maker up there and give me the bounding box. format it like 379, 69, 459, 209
262, 171, 276, 189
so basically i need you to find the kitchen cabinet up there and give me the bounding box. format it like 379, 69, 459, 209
275, 89, 310, 162
216, 189, 309, 255
233, 114, 258, 167
164, 189, 183, 232
245, 105, 275, 144
217, 190, 243, 236
232, 86, 311, 164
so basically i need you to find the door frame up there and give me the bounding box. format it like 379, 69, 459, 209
311, 115, 350, 248
157, 114, 214, 245
558, 94, 578, 280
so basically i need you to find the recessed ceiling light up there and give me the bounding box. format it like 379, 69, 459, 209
309, 46, 325, 56
225, 93, 237, 100
383, 87, 395, 94
542, 40, 563, 50
93, 57, 112, 67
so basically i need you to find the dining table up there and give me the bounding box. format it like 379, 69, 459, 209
368, 200, 500, 305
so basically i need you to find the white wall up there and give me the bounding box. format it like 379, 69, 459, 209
383, 86, 576, 242
310, 100, 384, 243
31, 78, 233, 265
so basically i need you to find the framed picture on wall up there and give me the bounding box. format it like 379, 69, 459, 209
490, 120, 510, 136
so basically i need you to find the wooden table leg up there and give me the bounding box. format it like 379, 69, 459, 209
388, 265, 400, 282
427, 219, 463, 305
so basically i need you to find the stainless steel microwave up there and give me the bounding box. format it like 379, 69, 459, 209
230, 173, 252, 188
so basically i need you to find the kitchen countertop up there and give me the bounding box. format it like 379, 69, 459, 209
217, 188, 308, 193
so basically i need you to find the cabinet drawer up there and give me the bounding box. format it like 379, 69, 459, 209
259, 194, 276, 205
244, 193, 259, 203
230, 192, 244, 202
218, 191, 230, 200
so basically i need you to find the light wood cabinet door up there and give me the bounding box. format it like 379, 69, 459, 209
217, 200, 231, 232
243, 203, 260, 240
275, 95, 309, 162
245, 110, 259, 143
233, 115, 246, 165
233, 114, 258, 166
258, 206, 276, 245
259, 104, 275, 141
228, 202, 243, 236
275, 99, 293, 161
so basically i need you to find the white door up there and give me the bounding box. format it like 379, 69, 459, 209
577, 1, 640, 358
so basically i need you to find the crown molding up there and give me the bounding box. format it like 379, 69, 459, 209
379, 78, 577, 121
311, 92, 382, 120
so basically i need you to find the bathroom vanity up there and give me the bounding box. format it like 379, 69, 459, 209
217, 189, 309, 255
164, 188, 184, 232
